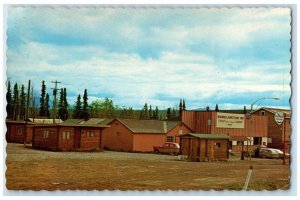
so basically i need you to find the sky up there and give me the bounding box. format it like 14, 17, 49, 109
5, 6, 291, 110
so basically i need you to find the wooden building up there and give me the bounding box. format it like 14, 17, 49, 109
102, 118, 192, 152
252, 107, 291, 151
6, 120, 33, 144
6, 118, 64, 144
180, 133, 230, 162
182, 110, 268, 152
32, 124, 109, 151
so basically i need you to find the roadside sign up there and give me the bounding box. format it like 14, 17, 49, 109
274, 112, 284, 125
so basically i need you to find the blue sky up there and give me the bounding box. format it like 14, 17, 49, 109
6, 7, 291, 110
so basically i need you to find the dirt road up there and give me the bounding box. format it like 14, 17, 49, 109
6, 143, 290, 191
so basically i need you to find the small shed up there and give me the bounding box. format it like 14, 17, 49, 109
180, 133, 230, 162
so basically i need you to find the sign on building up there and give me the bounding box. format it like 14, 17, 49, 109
274, 112, 284, 125
216, 112, 245, 129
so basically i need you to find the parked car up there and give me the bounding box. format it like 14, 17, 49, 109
153, 142, 180, 155
270, 148, 290, 159
259, 148, 280, 159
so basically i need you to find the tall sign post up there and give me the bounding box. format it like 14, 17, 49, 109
274, 111, 285, 164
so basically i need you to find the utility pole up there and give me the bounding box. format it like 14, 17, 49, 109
51, 80, 61, 124
24, 80, 30, 146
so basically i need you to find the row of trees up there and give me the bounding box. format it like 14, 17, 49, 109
6, 79, 190, 121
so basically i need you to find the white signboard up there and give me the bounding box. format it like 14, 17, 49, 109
216, 112, 245, 129
274, 112, 284, 125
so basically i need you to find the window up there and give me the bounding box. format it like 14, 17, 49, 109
253, 137, 262, 145
261, 111, 265, 116
43, 130, 49, 139
167, 136, 175, 142
62, 131, 71, 140
215, 142, 221, 147
179, 130, 183, 135
237, 141, 244, 146
87, 131, 95, 137
268, 138, 272, 143
16, 127, 23, 135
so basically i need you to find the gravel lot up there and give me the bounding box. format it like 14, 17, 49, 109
6, 143, 290, 191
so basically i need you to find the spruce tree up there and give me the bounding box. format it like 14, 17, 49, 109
6, 80, 13, 119
215, 104, 219, 111
183, 99, 186, 110
57, 89, 64, 119
149, 105, 152, 119
243, 106, 247, 114
155, 106, 159, 120
39, 80, 46, 116
179, 99, 183, 118
82, 89, 89, 120
12, 83, 19, 120
166, 108, 171, 120
63, 88, 69, 120
45, 93, 50, 118
19, 84, 26, 120
73, 94, 82, 119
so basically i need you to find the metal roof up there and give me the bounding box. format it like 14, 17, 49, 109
181, 133, 230, 140
116, 119, 182, 134
81, 118, 114, 126
28, 118, 63, 124
63, 119, 84, 124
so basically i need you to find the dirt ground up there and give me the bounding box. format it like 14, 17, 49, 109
5, 143, 290, 191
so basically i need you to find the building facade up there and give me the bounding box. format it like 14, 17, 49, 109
32, 124, 108, 151
252, 107, 291, 152
182, 110, 269, 152
180, 133, 230, 162
102, 118, 192, 152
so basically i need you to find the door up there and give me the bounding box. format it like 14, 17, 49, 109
74, 128, 81, 150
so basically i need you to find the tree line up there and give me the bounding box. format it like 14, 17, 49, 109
6, 80, 188, 121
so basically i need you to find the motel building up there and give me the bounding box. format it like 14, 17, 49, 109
181, 110, 269, 153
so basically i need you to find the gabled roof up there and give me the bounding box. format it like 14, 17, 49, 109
81, 118, 114, 126
181, 133, 230, 140
63, 119, 84, 124
254, 107, 291, 118
115, 119, 182, 134
28, 118, 63, 124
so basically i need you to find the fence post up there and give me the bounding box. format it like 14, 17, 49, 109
244, 165, 253, 190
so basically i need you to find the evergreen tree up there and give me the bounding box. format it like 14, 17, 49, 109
243, 106, 247, 114
73, 94, 82, 119
149, 105, 152, 119
82, 89, 89, 120
166, 108, 171, 119
206, 106, 210, 111
143, 103, 148, 119
183, 99, 186, 110
179, 99, 183, 118
6, 80, 13, 119
63, 88, 69, 120
39, 81, 46, 116
155, 106, 159, 120
45, 93, 50, 118
215, 104, 219, 111
19, 84, 26, 120
12, 83, 19, 120
57, 89, 64, 119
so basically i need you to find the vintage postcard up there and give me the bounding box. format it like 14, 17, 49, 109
4, 5, 292, 193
